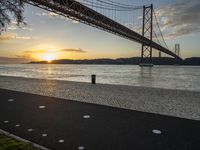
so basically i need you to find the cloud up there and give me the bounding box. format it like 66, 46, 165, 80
7, 26, 17, 31
0, 35, 13, 41
0, 33, 34, 41
15, 36, 32, 40
35, 11, 80, 24
7, 21, 33, 31
156, 0, 200, 39
35, 12, 65, 19
0, 56, 33, 64
49, 12, 59, 17
72, 20, 80, 24
35, 12, 50, 17
61, 48, 87, 53
23, 48, 87, 54
23, 50, 47, 54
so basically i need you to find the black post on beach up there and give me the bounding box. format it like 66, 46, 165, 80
91, 74, 96, 84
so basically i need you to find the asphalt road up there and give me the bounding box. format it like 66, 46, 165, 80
0, 88, 200, 150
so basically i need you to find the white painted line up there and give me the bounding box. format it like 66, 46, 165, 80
152, 129, 162, 134
42, 134, 47, 137
27, 129, 33, 132
15, 124, 20, 127
0, 128, 51, 150
58, 139, 64, 143
39, 106, 46, 109
8, 99, 14, 102
78, 146, 85, 150
4, 120, 9, 123
83, 115, 90, 119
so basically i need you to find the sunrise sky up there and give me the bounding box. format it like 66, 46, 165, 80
0, 0, 200, 63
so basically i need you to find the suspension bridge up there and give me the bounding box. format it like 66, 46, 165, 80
25, 0, 183, 65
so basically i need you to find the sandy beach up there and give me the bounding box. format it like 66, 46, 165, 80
0, 75, 200, 121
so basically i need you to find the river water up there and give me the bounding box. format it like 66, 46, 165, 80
0, 64, 199, 92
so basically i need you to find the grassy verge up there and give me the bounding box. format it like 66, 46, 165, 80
0, 134, 40, 150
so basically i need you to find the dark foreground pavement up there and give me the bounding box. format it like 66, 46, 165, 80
0, 88, 200, 150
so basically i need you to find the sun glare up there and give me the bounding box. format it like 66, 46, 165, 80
41, 54, 56, 62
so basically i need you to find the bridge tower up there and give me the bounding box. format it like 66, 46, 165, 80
175, 44, 180, 57
159, 51, 162, 58
140, 4, 153, 67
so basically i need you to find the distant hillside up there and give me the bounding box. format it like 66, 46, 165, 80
182, 57, 200, 66
30, 57, 198, 65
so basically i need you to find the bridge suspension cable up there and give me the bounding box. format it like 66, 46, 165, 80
78, 0, 143, 11
153, 10, 169, 49
78, 0, 173, 56
96, 0, 143, 10
77, 0, 143, 30
153, 30, 162, 45
83, 0, 169, 52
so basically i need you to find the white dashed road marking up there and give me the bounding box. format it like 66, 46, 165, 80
27, 129, 33, 132
78, 146, 85, 150
39, 106, 46, 109
42, 134, 47, 137
8, 99, 14, 102
15, 124, 20, 127
152, 129, 162, 134
58, 139, 64, 143
4, 120, 9, 123
83, 115, 90, 119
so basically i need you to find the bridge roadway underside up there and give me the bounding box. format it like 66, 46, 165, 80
26, 0, 182, 61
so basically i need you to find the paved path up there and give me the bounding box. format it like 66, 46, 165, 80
0, 76, 200, 121
0, 88, 200, 150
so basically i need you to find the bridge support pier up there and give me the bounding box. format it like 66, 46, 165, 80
140, 4, 154, 67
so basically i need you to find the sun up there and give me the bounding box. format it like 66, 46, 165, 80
41, 54, 56, 62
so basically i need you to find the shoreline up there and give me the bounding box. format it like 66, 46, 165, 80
0, 75, 200, 121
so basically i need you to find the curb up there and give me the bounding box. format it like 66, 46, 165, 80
0, 129, 51, 150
